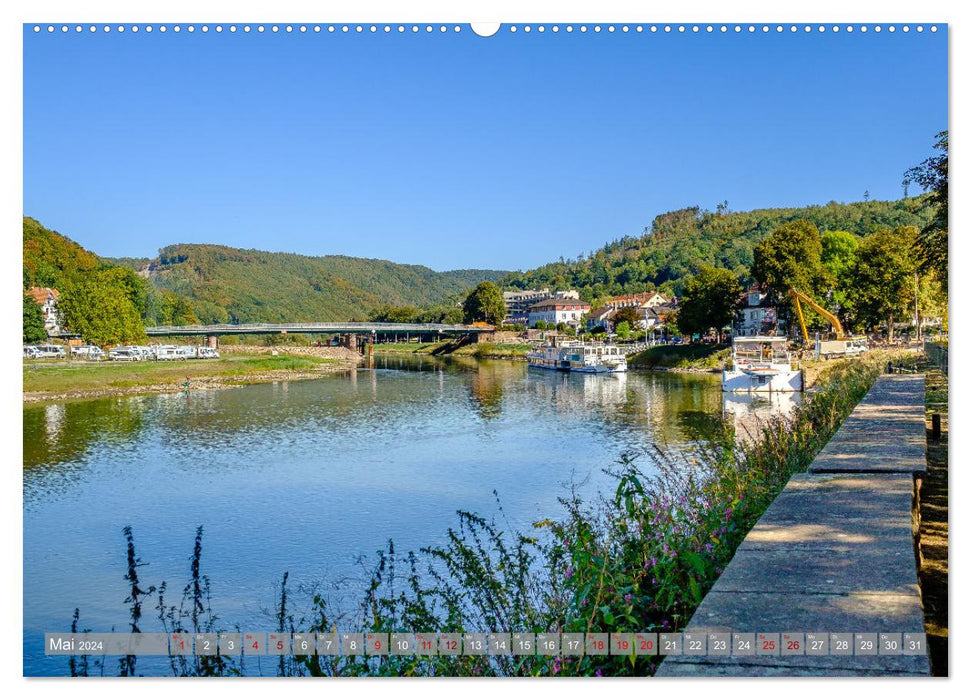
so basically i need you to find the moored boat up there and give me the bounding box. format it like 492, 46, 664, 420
527, 341, 628, 373
722, 335, 803, 392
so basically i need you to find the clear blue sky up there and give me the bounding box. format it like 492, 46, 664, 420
23, 24, 947, 271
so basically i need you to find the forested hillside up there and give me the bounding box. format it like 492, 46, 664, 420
504, 197, 936, 302
109, 244, 508, 324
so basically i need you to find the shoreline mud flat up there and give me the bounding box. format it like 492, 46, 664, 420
23, 346, 362, 404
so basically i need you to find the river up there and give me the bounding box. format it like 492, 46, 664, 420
23, 355, 798, 675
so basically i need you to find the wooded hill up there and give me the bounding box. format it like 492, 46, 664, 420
105, 244, 508, 324
503, 197, 936, 301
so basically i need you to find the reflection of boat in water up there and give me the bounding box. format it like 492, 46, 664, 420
721, 336, 803, 393
723, 390, 801, 441
527, 341, 628, 374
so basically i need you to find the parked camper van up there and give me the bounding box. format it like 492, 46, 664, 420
109, 346, 141, 361
70, 345, 104, 360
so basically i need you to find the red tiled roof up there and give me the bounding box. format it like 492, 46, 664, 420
26, 287, 59, 304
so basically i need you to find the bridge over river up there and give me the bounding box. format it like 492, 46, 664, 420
143, 322, 495, 348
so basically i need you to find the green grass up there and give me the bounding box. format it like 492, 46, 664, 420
628, 344, 730, 370
453, 342, 532, 359
371, 341, 445, 354
23, 353, 337, 394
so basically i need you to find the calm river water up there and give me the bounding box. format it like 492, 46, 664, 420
23, 355, 797, 675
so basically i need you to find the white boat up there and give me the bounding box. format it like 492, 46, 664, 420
722, 336, 803, 393
527, 341, 627, 373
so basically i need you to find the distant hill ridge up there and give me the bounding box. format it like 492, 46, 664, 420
502, 196, 936, 302
104, 242, 509, 324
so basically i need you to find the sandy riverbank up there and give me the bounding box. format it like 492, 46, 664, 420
23, 347, 362, 403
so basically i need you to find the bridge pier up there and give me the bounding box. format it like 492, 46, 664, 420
205, 335, 219, 349
342, 334, 357, 351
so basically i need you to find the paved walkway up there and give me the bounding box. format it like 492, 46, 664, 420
658, 375, 929, 676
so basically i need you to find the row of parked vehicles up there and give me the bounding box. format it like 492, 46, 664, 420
23, 343, 220, 361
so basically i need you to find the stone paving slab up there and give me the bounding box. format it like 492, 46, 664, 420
657, 658, 928, 677
710, 547, 920, 596
658, 375, 929, 676
808, 375, 926, 476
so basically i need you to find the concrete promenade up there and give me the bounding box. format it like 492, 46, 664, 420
659, 375, 930, 676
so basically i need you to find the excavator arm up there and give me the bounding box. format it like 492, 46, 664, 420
788, 288, 846, 341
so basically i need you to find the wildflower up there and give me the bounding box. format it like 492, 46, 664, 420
552, 658, 562, 674
624, 593, 632, 602
582, 597, 588, 606
595, 668, 603, 677
652, 577, 658, 584
704, 543, 714, 552
662, 619, 669, 630
565, 566, 573, 580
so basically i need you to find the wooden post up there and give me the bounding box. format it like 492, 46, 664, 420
931, 413, 942, 439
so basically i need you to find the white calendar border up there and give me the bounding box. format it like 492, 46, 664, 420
2, 0, 963, 698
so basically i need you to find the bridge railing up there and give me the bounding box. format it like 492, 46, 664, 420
144, 322, 494, 335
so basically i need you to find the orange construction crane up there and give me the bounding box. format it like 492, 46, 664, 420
788, 287, 848, 343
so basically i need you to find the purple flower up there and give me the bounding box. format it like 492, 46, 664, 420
595, 669, 603, 677
670, 550, 677, 558
652, 577, 658, 584
552, 658, 562, 674
704, 543, 714, 552
662, 619, 669, 630
582, 597, 589, 606
624, 593, 632, 601
565, 566, 573, 580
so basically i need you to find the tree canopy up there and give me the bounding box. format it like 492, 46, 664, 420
676, 266, 744, 337
462, 281, 505, 325
849, 226, 918, 342
751, 220, 824, 297
23, 294, 46, 343
58, 271, 145, 346
905, 130, 948, 279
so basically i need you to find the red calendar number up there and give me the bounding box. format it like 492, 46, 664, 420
618, 639, 629, 650
446, 640, 458, 651
592, 640, 604, 650
762, 640, 776, 651
640, 640, 654, 651
787, 640, 800, 651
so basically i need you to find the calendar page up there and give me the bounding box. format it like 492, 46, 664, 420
20, 11, 949, 683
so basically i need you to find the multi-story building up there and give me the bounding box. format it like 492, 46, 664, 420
735, 287, 779, 336
504, 289, 580, 325
528, 297, 590, 328
26, 286, 62, 335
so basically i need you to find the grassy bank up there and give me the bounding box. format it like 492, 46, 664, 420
918, 355, 948, 676
67, 355, 896, 677
628, 344, 730, 371
23, 352, 348, 402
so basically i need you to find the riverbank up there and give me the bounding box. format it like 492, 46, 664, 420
918, 354, 948, 675
373, 340, 532, 359
22, 348, 360, 403
627, 344, 730, 371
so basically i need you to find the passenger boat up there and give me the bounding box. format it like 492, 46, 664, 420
527, 341, 628, 373
722, 335, 803, 392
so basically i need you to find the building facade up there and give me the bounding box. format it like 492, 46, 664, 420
528, 297, 590, 328
26, 286, 62, 335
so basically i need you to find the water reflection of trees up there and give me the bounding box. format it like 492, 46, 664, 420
24, 398, 147, 469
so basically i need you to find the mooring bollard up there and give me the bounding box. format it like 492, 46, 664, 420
931, 413, 942, 439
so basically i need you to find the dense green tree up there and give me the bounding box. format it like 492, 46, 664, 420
751, 220, 824, 296
850, 226, 918, 342
615, 321, 632, 340
676, 266, 744, 339
905, 130, 948, 279
462, 281, 505, 325
58, 272, 145, 345
23, 294, 46, 343
159, 290, 201, 325
821, 230, 860, 319
613, 306, 641, 327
